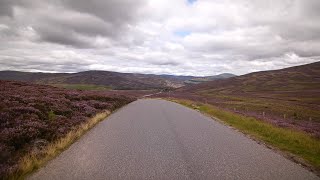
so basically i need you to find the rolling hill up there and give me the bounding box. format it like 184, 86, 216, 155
157, 61, 320, 137
0, 71, 190, 90
184, 73, 236, 84
0, 70, 236, 90
180, 61, 320, 94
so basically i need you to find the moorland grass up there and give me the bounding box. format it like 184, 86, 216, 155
197, 92, 320, 121
170, 98, 320, 172
8, 111, 110, 180
51, 84, 111, 90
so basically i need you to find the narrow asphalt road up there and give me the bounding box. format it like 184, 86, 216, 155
29, 99, 319, 180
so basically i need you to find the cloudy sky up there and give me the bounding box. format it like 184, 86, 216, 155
0, 0, 319, 76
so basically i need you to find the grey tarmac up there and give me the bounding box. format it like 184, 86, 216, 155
29, 99, 319, 180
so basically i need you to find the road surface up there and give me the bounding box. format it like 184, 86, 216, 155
29, 99, 319, 180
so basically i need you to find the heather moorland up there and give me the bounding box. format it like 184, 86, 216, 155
0, 80, 135, 178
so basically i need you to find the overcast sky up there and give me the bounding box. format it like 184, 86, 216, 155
0, 0, 319, 76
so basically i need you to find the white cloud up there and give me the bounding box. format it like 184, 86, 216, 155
0, 0, 319, 76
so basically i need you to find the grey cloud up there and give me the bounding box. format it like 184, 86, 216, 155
35, 26, 91, 48
149, 60, 180, 66
36, 0, 146, 47
2, 0, 145, 48
273, 21, 320, 42
33, 12, 116, 48
43, 12, 115, 37
246, 0, 320, 48
297, 0, 320, 19
0, 51, 92, 72
0, 0, 16, 17
184, 37, 284, 61
0, 0, 47, 17
62, 0, 145, 25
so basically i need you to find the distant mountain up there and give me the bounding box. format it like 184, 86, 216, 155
180, 62, 320, 93
158, 74, 195, 81
0, 70, 237, 90
184, 73, 236, 84
0, 70, 193, 90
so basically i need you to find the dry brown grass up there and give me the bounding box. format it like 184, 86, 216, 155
8, 111, 110, 180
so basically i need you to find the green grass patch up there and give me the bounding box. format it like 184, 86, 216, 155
51, 84, 112, 90
170, 98, 320, 171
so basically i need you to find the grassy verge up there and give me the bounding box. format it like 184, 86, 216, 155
197, 92, 320, 121
50, 84, 112, 90
169, 98, 320, 173
8, 111, 110, 180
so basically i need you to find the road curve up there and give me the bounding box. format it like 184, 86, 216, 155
29, 99, 319, 180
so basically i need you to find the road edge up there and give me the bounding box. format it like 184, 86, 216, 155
11, 101, 138, 180
162, 98, 320, 177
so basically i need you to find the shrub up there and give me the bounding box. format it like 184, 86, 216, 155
0, 80, 136, 178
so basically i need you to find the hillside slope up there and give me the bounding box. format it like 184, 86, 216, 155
181, 62, 320, 94
184, 73, 236, 84
0, 71, 194, 90
159, 62, 320, 137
